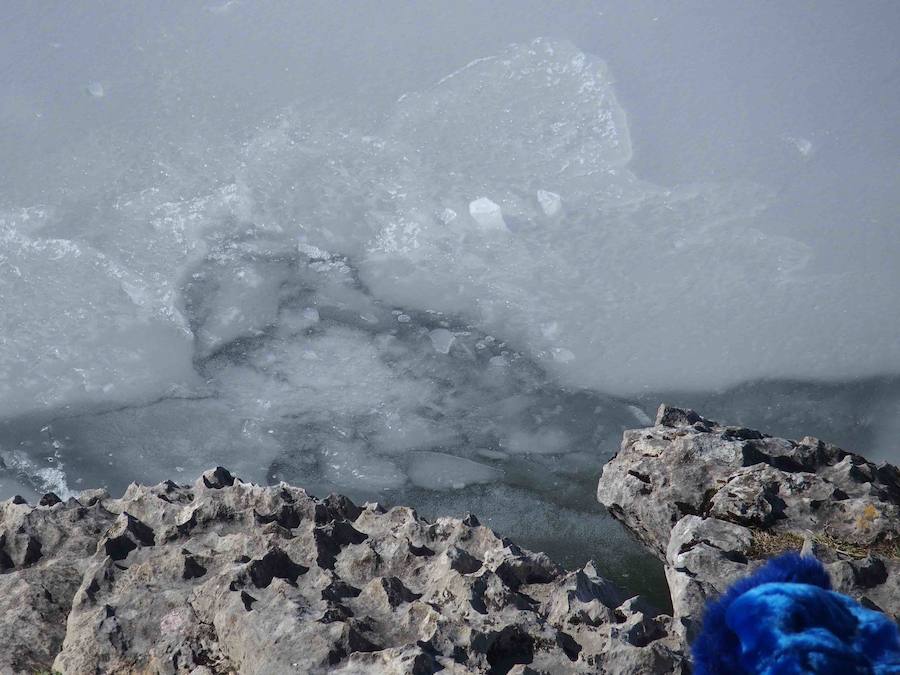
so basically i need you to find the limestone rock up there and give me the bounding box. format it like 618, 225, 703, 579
598, 404, 900, 640
1, 467, 685, 674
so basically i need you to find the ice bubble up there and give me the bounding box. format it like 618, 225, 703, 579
536, 190, 562, 216
468, 197, 507, 231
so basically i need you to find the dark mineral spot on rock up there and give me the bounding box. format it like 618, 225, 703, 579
345, 623, 381, 654
22, 536, 42, 566
447, 546, 483, 575
483, 626, 535, 674
248, 548, 308, 588
202, 466, 236, 489
182, 555, 207, 580
39, 492, 62, 507
408, 540, 435, 557
322, 579, 361, 602
240, 591, 257, 611
104, 534, 137, 561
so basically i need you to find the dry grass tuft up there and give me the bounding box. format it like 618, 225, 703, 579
747, 528, 900, 561
746, 530, 804, 558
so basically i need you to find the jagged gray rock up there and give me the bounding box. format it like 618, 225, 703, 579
598, 404, 900, 641
0, 468, 685, 674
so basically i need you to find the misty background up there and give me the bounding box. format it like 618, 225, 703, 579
1, 1, 899, 601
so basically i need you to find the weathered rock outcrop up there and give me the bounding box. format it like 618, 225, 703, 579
598, 404, 900, 642
1, 467, 685, 674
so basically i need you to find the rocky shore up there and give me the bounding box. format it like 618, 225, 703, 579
0, 468, 685, 674
597, 405, 900, 643
1, 406, 897, 673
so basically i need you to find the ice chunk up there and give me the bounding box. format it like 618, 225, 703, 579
369, 413, 458, 455
537, 190, 562, 216
0, 451, 75, 500
10, 398, 283, 494
389, 38, 632, 192
783, 135, 814, 157
86, 81, 105, 98
407, 451, 502, 490
428, 328, 456, 354
186, 258, 293, 357
551, 347, 575, 363
0, 214, 196, 417
320, 440, 406, 491
211, 326, 435, 420
627, 405, 653, 426
468, 197, 507, 231
501, 428, 571, 455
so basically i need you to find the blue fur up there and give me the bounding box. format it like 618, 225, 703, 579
692, 553, 900, 674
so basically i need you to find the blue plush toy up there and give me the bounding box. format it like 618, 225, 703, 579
692, 553, 900, 674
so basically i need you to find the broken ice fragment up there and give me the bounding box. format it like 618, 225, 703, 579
537, 190, 562, 216
468, 198, 507, 231
407, 451, 502, 490
428, 328, 455, 354
86, 81, 105, 98
551, 347, 575, 363
627, 405, 653, 426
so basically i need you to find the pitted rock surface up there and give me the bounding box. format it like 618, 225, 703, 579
1, 468, 685, 674
597, 404, 900, 641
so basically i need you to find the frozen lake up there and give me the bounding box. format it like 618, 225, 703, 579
2, 4, 899, 604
